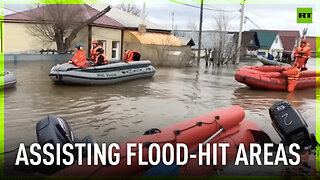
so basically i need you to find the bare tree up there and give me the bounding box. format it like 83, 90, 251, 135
27, 0, 111, 54
213, 12, 236, 66
116, 1, 141, 16
187, 19, 198, 32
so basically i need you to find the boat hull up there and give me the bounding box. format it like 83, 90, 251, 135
1, 71, 17, 89
54, 106, 263, 176
49, 61, 155, 85
235, 66, 320, 91
258, 55, 290, 66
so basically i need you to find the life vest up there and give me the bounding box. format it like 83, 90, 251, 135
95, 54, 108, 65
124, 50, 141, 62
293, 44, 311, 69
282, 67, 300, 92
90, 45, 103, 61
71, 49, 88, 67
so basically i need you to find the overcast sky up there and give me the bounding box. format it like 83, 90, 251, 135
3, 0, 319, 36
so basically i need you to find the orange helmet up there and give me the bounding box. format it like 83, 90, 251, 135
92, 40, 98, 44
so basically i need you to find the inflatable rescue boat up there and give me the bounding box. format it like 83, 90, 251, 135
49, 61, 155, 85
235, 66, 320, 91
1, 71, 17, 88
258, 55, 290, 66
35, 106, 268, 176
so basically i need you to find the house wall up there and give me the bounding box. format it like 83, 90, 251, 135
4, 22, 55, 53
269, 34, 283, 58
91, 26, 122, 60
257, 49, 269, 57
3, 22, 89, 54
3, 22, 122, 60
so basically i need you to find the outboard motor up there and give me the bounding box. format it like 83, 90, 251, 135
36, 116, 75, 146
36, 115, 93, 153
269, 101, 317, 150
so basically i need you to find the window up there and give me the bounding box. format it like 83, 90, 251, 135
112, 41, 120, 59
97, 40, 106, 54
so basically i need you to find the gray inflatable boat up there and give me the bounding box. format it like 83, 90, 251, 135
49, 60, 155, 85
258, 55, 290, 66
1, 71, 17, 88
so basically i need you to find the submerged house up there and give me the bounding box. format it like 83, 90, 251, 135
91, 5, 191, 66
174, 30, 235, 57
233, 31, 260, 58
254, 31, 283, 58
3, 4, 189, 66
3, 4, 123, 60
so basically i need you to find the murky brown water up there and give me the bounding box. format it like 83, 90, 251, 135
3, 59, 317, 153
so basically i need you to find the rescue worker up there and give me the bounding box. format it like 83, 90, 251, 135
68, 44, 88, 67
90, 40, 103, 61
123, 49, 141, 62
93, 48, 108, 66
293, 39, 311, 71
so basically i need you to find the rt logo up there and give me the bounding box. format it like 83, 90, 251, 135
297, 8, 312, 23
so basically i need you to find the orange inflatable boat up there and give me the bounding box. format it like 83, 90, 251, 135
52, 106, 266, 176
235, 66, 320, 91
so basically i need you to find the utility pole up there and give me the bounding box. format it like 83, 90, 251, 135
171, 12, 175, 34
197, 0, 204, 65
236, 0, 246, 64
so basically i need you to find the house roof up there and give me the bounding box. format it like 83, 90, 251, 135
174, 30, 234, 49
255, 31, 278, 49
177, 36, 195, 46
233, 31, 259, 48
251, 29, 300, 51
129, 31, 182, 46
305, 36, 317, 51
4, 4, 123, 28
91, 5, 169, 32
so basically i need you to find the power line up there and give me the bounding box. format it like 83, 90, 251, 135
169, 0, 238, 13
244, 15, 263, 29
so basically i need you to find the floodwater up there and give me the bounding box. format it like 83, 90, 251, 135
3, 58, 317, 164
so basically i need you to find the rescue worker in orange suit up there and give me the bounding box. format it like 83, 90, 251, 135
282, 39, 311, 92
93, 48, 108, 66
90, 40, 103, 61
123, 49, 141, 62
68, 44, 88, 67
293, 39, 311, 71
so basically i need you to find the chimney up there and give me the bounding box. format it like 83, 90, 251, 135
138, 24, 146, 34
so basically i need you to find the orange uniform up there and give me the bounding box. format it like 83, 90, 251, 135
123, 50, 141, 62
293, 41, 311, 69
70, 49, 88, 67
282, 67, 300, 92
90, 45, 103, 61
94, 54, 108, 66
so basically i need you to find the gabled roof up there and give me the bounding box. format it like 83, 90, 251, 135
4, 4, 123, 29
129, 31, 182, 46
91, 5, 169, 32
177, 36, 195, 46
255, 31, 278, 49
251, 29, 300, 51
233, 31, 259, 48
305, 36, 317, 51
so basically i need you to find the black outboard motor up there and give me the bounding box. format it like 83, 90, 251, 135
36, 116, 93, 151
269, 101, 317, 149
36, 116, 75, 146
